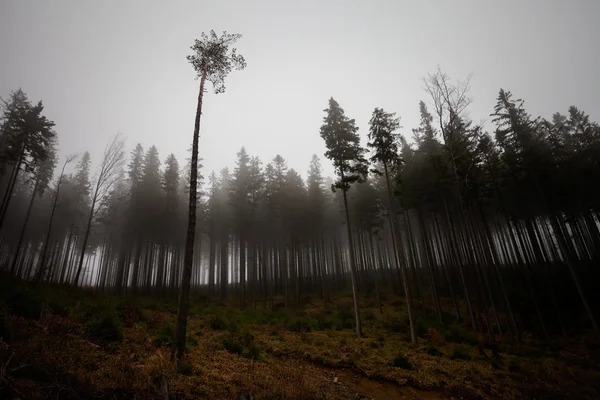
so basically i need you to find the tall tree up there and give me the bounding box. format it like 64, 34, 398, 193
0, 89, 56, 231
36, 154, 78, 281
320, 97, 368, 337
173, 30, 247, 361
10, 141, 57, 276
368, 107, 417, 344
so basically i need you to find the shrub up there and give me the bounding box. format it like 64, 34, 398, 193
415, 318, 428, 337
427, 328, 444, 346
363, 311, 376, 322
246, 342, 262, 360
384, 318, 407, 333
222, 329, 261, 360
336, 304, 355, 329
314, 315, 334, 330
86, 310, 123, 342
426, 344, 443, 357
186, 333, 199, 349
392, 352, 413, 369
286, 317, 312, 333
154, 322, 175, 346
449, 344, 472, 361
223, 335, 244, 355
445, 325, 478, 346
209, 314, 228, 330
119, 302, 143, 326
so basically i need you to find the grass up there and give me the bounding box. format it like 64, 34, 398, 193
1, 275, 599, 400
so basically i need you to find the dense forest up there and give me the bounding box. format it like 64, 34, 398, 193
1, 30, 600, 400
3, 68, 600, 335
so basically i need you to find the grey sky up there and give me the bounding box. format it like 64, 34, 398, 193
1, 0, 599, 181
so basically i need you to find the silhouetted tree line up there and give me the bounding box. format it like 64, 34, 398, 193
2, 67, 600, 344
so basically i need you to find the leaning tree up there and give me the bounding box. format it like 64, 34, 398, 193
173, 30, 246, 362
368, 107, 418, 344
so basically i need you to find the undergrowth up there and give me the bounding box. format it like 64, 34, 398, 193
1, 275, 599, 400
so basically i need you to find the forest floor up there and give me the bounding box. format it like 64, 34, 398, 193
1, 277, 600, 399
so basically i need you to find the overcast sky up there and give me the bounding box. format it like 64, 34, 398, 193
1, 0, 599, 181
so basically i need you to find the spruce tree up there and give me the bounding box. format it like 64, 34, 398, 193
320, 97, 368, 337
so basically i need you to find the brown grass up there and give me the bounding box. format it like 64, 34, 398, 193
1, 288, 600, 399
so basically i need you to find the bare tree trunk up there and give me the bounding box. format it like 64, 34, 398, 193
173, 65, 208, 361
37, 157, 73, 281
340, 176, 362, 337
74, 197, 96, 285
0, 149, 24, 231
10, 177, 40, 275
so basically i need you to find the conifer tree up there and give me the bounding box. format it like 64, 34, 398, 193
320, 97, 368, 337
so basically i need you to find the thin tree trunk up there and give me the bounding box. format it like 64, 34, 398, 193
10, 177, 40, 275
341, 178, 362, 337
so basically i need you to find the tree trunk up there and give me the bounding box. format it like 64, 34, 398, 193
0, 149, 24, 231
10, 177, 40, 276
341, 177, 362, 337
173, 64, 208, 361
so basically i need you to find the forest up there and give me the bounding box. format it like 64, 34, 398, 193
1, 30, 600, 400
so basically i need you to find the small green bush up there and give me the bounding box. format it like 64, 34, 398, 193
415, 318, 428, 337
384, 318, 407, 333
392, 352, 413, 369
186, 333, 198, 349
426, 344, 443, 357
154, 322, 175, 346
286, 317, 312, 333
314, 315, 334, 330
336, 303, 355, 327
445, 325, 478, 346
363, 311, 376, 322
222, 329, 260, 360
223, 335, 244, 355
246, 342, 262, 360
209, 314, 228, 330
449, 344, 472, 361
86, 310, 123, 342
